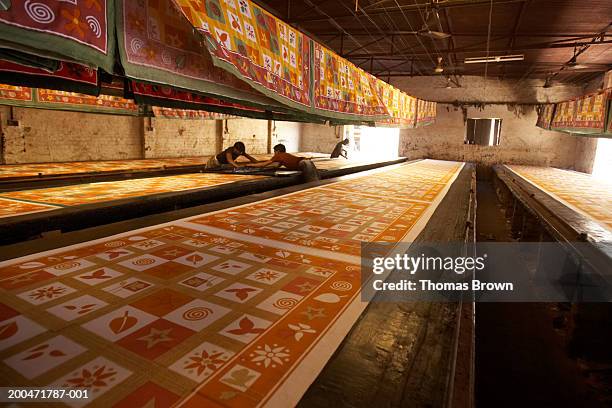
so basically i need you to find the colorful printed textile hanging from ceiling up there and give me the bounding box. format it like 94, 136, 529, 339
118, 0, 283, 112
152, 106, 239, 120
550, 99, 576, 132
0, 84, 140, 116
0, 0, 115, 73
172, 0, 312, 113
0, 59, 99, 95
416, 99, 437, 127
313, 43, 389, 121
536, 104, 556, 130
375, 79, 417, 128
572, 90, 607, 134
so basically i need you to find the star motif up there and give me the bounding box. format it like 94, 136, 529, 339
300, 306, 326, 321
294, 282, 317, 293
137, 327, 174, 349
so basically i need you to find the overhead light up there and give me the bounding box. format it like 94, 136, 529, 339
464, 54, 524, 64
434, 57, 444, 73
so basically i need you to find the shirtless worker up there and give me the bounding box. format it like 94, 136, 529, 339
205, 142, 258, 169
245, 144, 320, 182
330, 138, 350, 159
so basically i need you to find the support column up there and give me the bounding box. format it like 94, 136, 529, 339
215, 120, 224, 153
267, 120, 273, 154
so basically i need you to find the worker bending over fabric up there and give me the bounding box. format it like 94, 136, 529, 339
205, 142, 258, 169
330, 138, 350, 159
246, 144, 320, 182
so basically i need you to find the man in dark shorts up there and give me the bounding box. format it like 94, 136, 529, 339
330, 138, 350, 159
246, 144, 320, 182
205, 142, 258, 169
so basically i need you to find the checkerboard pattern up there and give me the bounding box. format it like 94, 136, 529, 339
507, 165, 612, 231
0, 157, 213, 180
0, 173, 261, 213
0, 159, 462, 407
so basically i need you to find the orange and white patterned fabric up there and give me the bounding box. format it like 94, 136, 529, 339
0, 173, 261, 210
0, 157, 213, 180
0, 159, 463, 407
0, 198, 60, 218
506, 165, 612, 232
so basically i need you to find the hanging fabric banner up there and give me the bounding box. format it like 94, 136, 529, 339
536, 104, 556, 130
0, 0, 115, 73
116, 0, 291, 113
171, 0, 312, 112
313, 43, 389, 121
0, 59, 99, 95
0, 84, 141, 116
131, 81, 323, 123
375, 79, 417, 128
152, 106, 238, 120
416, 99, 437, 127
572, 90, 607, 134
551, 100, 576, 132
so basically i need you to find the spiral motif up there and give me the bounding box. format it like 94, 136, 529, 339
331, 281, 352, 291
273, 297, 298, 309
86, 16, 101, 38
132, 258, 155, 266
54, 261, 80, 270
105, 241, 125, 248
182, 307, 212, 321
24, 1, 55, 24
130, 38, 144, 54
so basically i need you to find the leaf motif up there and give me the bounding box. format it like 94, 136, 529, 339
0, 321, 18, 340
81, 269, 111, 280
18, 262, 45, 269
49, 350, 66, 357
313, 293, 342, 303
64, 305, 77, 310
23, 351, 44, 360
186, 254, 203, 265
227, 317, 265, 335
106, 251, 127, 260
109, 311, 137, 334
226, 288, 255, 301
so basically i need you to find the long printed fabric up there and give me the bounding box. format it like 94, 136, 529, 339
0, 173, 262, 212
375, 79, 417, 128
416, 99, 437, 127
0, 160, 462, 408
153, 106, 239, 120
551, 100, 576, 131
0, 0, 115, 73
0, 84, 140, 116
314, 43, 389, 121
118, 0, 283, 111
506, 165, 612, 233
0, 157, 213, 180
572, 91, 607, 134
536, 104, 555, 130
172, 0, 312, 112
0, 60, 99, 95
